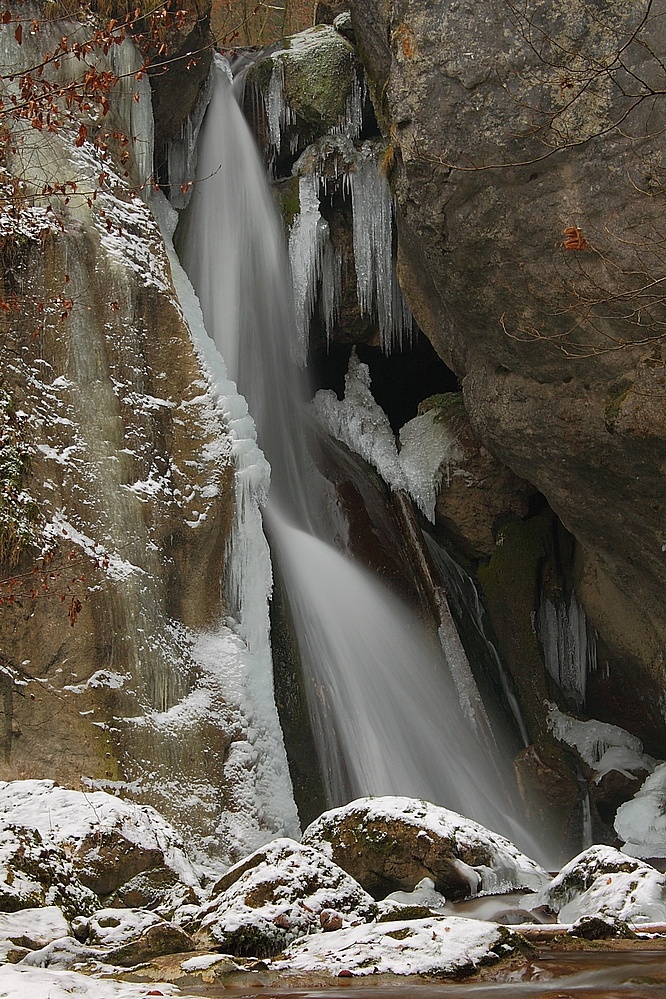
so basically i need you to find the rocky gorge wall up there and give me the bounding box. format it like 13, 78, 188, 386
346, 0, 666, 697
0, 6, 298, 867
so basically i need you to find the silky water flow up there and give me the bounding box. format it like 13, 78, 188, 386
176, 56, 545, 861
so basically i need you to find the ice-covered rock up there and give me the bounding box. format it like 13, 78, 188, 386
541, 845, 666, 924
194, 837, 376, 957
245, 25, 363, 162
384, 877, 448, 912
301, 796, 550, 901
273, 915, 522, 977
0, 827, 99, 919
0, 781, 200, 898
615, 762, 666, 858
547, 705, 657, 783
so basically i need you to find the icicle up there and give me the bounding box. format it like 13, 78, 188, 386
320, 238, 343, 348
537, 592, 597, 706
350, 144, 413, 355
110, 38, 155, 198
167, 65, 214, 210
266, 61, 295, 159
333, 67, 367, 141
288, 174, 326, 365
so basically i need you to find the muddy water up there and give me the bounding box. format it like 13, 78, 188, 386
174, 951, 666, 999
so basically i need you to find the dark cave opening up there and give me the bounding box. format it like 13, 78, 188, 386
307, 331, 461, 434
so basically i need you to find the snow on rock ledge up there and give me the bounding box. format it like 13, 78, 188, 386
300, 796, 550, 901
540, 845, 666, 924
0, 780, 200, 898
0, 965, 185, 999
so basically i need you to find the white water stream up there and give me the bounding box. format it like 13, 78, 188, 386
176, 57, 543, 859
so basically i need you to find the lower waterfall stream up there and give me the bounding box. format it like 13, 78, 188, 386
176, 56, 545, 862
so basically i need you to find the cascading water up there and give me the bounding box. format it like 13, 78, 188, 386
176, 56, 544, 859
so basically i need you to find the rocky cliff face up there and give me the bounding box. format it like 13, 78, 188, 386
0, 10, 298, 866
348, 0, 666, 716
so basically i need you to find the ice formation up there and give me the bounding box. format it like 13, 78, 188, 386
536, 591, 597, 705
313, 350, 457, 521
153, 191, 300, 853
290, 138, 413, 360
288, 173, 341, 364
110, 37, 155, 196
167, 65, 216, 210
547, 703, 658, 782
615, 762, 666, 858
351, 143, 413, 354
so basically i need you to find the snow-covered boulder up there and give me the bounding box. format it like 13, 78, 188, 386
615, 763, 666, 858
541, 845, 666, 924
71, 907, 194, 966
0, 906, 70, 963
0, 827, 99, 919
273, 915, 523, 977
301, 797, 550, 900
195, 837, 377, 957
0, 781, 200, 899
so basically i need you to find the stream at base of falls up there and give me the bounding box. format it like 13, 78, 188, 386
148, 950, 666, 998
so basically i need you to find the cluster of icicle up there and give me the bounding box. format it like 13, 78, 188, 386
289, 136, 413, 362
536, 591, 598, 706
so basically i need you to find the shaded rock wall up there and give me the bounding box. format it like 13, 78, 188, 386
348, 0, 666, 704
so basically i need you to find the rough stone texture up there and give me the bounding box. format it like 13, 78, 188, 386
348, 0, 666, 700
0, 828, 99, 919
194, 838, 376, 957
301, 797, 549, 901
314, 1, 350, 26
0, 10, 269, 862
424, 394, 534, 560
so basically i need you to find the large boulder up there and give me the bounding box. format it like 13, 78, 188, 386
348, 0, 666, 707
0, 906, 70, 963
0, 827, 98, 919
245, 25, 363, 167
300, 797, 549, 900
0, 781, 200, 899
194, 837, 377, 957
72, 907, 194, 967
541, 845, 666, 924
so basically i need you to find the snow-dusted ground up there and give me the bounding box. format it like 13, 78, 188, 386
0, 966, 189, 998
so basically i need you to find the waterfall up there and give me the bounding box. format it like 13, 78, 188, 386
176, 56, 544, 860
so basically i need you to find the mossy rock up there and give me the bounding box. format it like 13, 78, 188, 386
301, 797, 549, 901
247, 25, 359, 135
